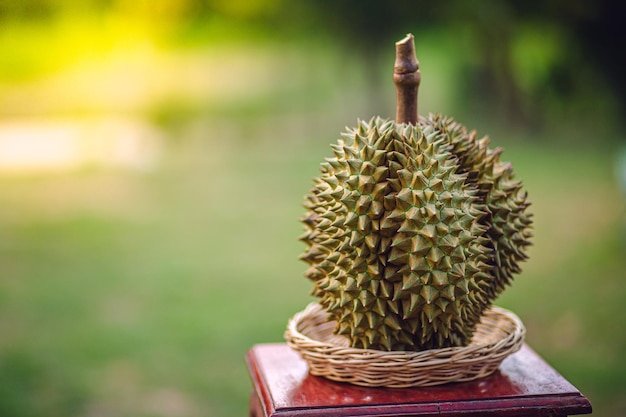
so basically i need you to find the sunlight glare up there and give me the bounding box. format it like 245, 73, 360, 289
0, 118, 163, 174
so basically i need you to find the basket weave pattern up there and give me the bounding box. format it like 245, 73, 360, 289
285, 303, 525, 388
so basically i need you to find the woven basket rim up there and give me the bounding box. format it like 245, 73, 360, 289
285, 302, 526, 387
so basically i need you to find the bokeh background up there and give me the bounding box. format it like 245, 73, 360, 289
0, 1, 625, 416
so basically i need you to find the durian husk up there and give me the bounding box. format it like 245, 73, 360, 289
300, 116, 532, 352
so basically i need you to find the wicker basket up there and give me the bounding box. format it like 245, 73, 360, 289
285, 302, 525, 388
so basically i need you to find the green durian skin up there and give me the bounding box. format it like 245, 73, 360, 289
424, 115, 533, 307
300, 116, 532, 351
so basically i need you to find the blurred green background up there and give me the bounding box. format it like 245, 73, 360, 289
0, 1, 625, 416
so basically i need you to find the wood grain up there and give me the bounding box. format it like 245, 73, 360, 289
246, 343, 591, 417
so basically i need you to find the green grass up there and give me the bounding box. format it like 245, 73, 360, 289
0, 115, 624, 416
0, 125, 321, 416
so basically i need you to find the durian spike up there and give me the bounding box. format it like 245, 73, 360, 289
394, 33, 421, 125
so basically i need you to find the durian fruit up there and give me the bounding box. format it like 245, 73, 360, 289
299, 34, 532, 352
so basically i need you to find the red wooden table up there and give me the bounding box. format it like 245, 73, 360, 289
246, 343, 591, 417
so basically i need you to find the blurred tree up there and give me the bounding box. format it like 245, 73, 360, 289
0, 0, 623, 136
280, 0, 625, 134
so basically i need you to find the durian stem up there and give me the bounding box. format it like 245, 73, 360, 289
394, 34, 421, 125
